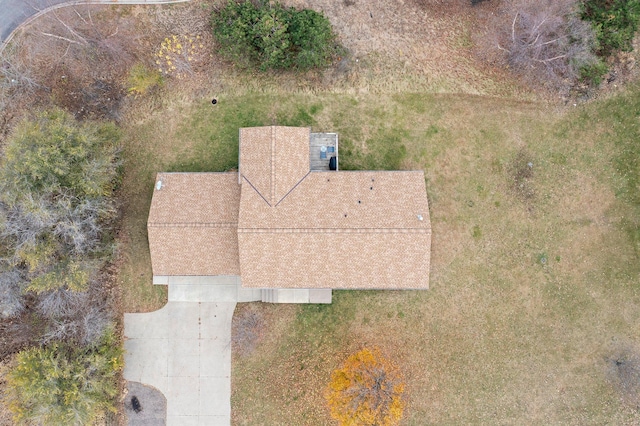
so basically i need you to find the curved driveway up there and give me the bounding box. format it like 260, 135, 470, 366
0, 0, 59, 42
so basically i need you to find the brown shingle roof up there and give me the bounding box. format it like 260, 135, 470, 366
239, 126, 310, 205
147, 127, 431, 290
238, 170, 431, 289
147, 173, 240, 276
148, 173, 239, 225
239, 171, 431, 230
148, 227, 239, 276
238, 231, 430, 289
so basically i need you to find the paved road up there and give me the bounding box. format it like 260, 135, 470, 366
0, 0, 66, 42
0, 0, 188, 49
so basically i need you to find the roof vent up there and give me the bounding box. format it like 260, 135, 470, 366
156, 180, 163, 190
417, 214, 423, 221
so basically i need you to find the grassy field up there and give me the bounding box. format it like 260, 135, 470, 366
116, 74, 640, 423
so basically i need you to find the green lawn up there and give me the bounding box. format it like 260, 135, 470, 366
118, 80, 640, 423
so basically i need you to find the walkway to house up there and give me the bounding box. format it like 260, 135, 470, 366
124, 292, 236, 425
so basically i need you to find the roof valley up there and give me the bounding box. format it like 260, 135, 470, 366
242, 176, 272, 207
273, 171, 310, 207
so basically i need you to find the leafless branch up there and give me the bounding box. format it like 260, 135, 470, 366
40, 32, 84, 45
499, 0, 599, 88
534, 54, 568, 62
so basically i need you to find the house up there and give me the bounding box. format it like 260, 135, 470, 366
147, 126, 431, 304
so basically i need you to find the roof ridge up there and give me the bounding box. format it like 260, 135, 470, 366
237, 228, 431, 233
270, 126, 276, 205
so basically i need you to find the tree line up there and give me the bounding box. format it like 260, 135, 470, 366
0, 109, 122, 425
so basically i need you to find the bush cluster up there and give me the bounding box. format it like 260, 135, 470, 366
0, 109, 120, 295
6, 328, 123, 425
581, 0, 640, 56
212, 1, 342, 71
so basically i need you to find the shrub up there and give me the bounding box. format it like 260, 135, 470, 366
212, 1, 341, 71
581, 0, 640, 56
5, 327, 123, 426
127, 63, 163, 96
579, 59, 609, 85
0, 108, 120, 201
154, 34, 209, 78
326, 348, 405, 426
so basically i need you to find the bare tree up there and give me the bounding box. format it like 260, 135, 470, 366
0, 39, 41, 143
497, 0, 599, 88
36, 287, 89, 318
38, 287, 112, 346
232, 306, 264, 356
53, 194, 116, 256
10, 4, 145, 119
0, 46, 40, 93
0, 269, 25, 318
0, 193, 113, 279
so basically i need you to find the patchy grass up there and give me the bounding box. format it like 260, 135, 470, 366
105, 19, 640, 422
116, 82, 640, 422
227, 88, 640, 424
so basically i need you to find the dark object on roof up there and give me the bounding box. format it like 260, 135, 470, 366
131, 396, 142, 413
329, 156, 337, 171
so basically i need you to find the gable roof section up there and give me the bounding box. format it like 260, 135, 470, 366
238, 231, 430, 289
239, 171, 430, 229
238, 171, 431, 289
239, 126, 310, 205
147, 172, 240, 276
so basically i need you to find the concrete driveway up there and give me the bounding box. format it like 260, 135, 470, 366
124, 301, 236, 425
